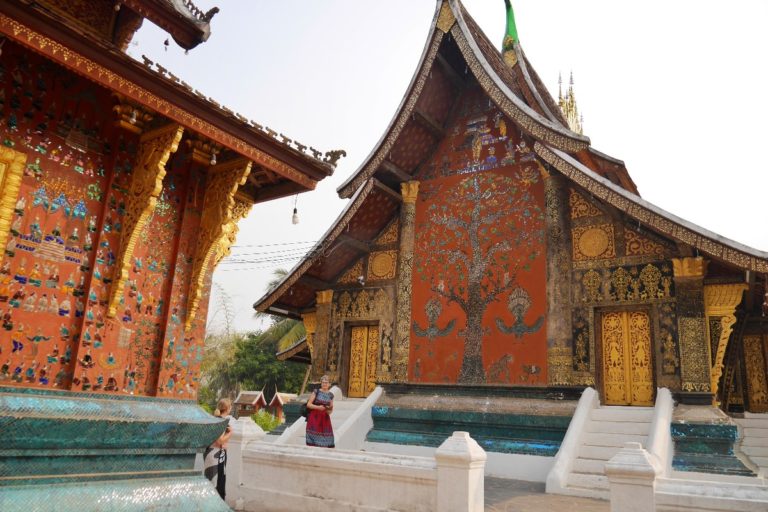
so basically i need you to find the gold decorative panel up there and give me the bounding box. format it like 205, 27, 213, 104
625, 230, 666, 257
672, 257, 706, 278
348, 325, 379, 398
375, 219, 399, 246
0, 147, 27, 261
569, 189, 602, 219
744, 335, 768, 412
601, 310, 653, 406
338, 259, 364, 284
573, 224, 615, 261
367, 251, 397, 281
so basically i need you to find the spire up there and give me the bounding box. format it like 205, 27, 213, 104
558, 71, 583, 135
502, 0, 519, 67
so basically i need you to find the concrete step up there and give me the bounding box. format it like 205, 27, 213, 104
737, 418, 768, 429
586, 420, 650, 435
572, 458, 605, 475
567, 472, 609, 490
578, 444, 620, 461
743, 427, 768, 438
742, 436, 768, 448
745, 456, 768, 469
555, 484, 609, 501
590, 407, 653, 423
583, 432, 647, 448
739, 445, 768, 457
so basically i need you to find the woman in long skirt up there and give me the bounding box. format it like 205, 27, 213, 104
306, 375, 334, 447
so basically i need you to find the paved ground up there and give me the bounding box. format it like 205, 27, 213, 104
485, 478, 610, 512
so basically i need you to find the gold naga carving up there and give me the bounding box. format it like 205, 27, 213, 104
704, 283, 747, 402
107, 124, 184, 318
185, 158, 253, 330
213, 196, 253, 267
0, 147, 27, 261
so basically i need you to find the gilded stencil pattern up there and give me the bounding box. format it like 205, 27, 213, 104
572, 224, 615, 261
625, 230, 666, 257
375, 219, 399, 247
744, 335, 768, 411
338, 259, 364, 284
679, 317, 711, 392
348, 326, 367, 398
569, 189, 602, 219
393, 200, 416, 381
658, 302, 680, 376
572, 309, 591, 372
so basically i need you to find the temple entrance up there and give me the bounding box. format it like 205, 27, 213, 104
347, 324, 379, 398
599, 310, 654, 406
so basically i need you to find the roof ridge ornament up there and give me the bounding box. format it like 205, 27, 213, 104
436, 1, 456, 33
502, 0, 519, 67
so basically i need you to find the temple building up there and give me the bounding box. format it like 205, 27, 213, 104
0, 0, 338, 508
255, 0, 768, 490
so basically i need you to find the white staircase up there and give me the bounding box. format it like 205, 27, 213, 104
565, 405, 654, 499
276, 394, 365, 446
736, 412, 768, 477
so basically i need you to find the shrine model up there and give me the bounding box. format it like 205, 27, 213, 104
254, 0, 768, 491
0, 1, 339, 509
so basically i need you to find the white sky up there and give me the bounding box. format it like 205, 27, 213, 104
129, 1, 768, 334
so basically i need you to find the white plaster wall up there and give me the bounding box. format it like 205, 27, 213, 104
363, 441, 554, 482
335, 386, 382, 450
237, 442, 437, 512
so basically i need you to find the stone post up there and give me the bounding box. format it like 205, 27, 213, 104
604, 442, 659, 512
393, 180, 419, 381
312, 290, 334, 381
435, 431, 486, 512
225, 416, 265, 507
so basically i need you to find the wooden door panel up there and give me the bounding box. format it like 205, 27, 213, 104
602, 310, 654, 406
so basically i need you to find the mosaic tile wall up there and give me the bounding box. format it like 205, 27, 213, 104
0, 41, 211, 399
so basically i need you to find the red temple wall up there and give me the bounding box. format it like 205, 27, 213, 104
0, 41, 212, 398
409, 87, 548, 385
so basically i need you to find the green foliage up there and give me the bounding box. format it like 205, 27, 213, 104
251, 409, 281, 432
198, 269, 308, 411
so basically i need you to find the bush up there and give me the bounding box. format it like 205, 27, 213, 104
252, 409, 280, 432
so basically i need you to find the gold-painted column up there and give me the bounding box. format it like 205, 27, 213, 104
301, 312, 317, 361
704, 283, 747, 402
107, 124, 184, 317
312, 290, 334, 381
673, 257, 712, 394
393, 181, 419, 382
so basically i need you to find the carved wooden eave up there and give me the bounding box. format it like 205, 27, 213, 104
0, 2, 340, 199
336, 0, 589, 199
253, 180, 379, 315
108, 124, 185, 318
276, 337, 311, 364
185, 158, 253, 330
535, 142, 768, 273
122, 0, 218, 50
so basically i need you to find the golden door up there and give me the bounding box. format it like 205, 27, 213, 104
348, 325, 379, 398
601, 311, 654, 406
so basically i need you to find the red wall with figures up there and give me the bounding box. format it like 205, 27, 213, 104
409, 86, 548, 385
0, 41, 211, 398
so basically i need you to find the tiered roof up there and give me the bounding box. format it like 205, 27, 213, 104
254, 0, 768, 319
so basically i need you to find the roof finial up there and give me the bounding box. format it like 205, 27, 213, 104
502, 0, 519, 67
558, 72, 583, 135
558, 72, 563, 101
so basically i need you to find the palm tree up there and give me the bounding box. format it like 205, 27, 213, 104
257, 268, 305, 352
